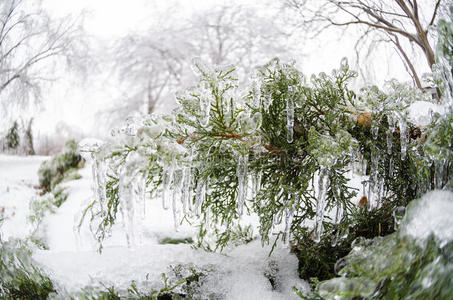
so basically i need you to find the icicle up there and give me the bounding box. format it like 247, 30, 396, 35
286, 96, 294, 143
252, 171, 262, 199
386, 129, 393, 155
181, 167, 192, 214
236, 153, 249, 215
314, 168, 329, 242
360, 155, 367, 176
134, 173, 147, 221
350, 148, 358, 174
283, 206, 294, 244
118, 168, 136, 248
161, 163, 174, 210
195, 177, 207, 216
393, 206, 406, 230
334, 202, 343, 224
369, 148, 380, 209
389, 157, 394, 177
398, 117, 408, 160
331, 201, 344, 246
172, 169, 184, 231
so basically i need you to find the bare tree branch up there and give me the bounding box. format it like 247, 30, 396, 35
285, 0, 442, 90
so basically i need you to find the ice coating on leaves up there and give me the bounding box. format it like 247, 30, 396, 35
199, 95, 211, 127
314, 168, 329, 242
400, 190, 453, 247
78, 138, 104, 161
236, 154, 248, 216
250, 76, 261, 107
286, 96, 294, 143
251, 112, 263, 132
238, 111, 261, 134
191, 57, 213, 77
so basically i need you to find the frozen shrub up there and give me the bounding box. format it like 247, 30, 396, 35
38, 139, 83, 192
5, 121, 20, 150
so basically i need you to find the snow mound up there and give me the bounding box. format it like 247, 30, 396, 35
400, 190, 453, 246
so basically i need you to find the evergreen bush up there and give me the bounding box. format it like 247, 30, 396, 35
38, 139, 83, 193
5, 121, 20, 150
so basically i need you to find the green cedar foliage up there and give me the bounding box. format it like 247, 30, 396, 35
83, 58, 439, 256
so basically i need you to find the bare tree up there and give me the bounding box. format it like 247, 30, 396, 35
107, 4, 294, 120
110, 28, 187, 116
190, 5, 292, 77
0, 0, 86, 119
285, 0, 444, 90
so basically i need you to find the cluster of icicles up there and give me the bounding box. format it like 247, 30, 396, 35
78, 83, 449, 249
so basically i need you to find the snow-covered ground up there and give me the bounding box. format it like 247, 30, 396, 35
0, 154, 48, 240
0, 155, 308, 299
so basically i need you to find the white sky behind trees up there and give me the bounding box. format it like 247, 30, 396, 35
33, 0, 417, 138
